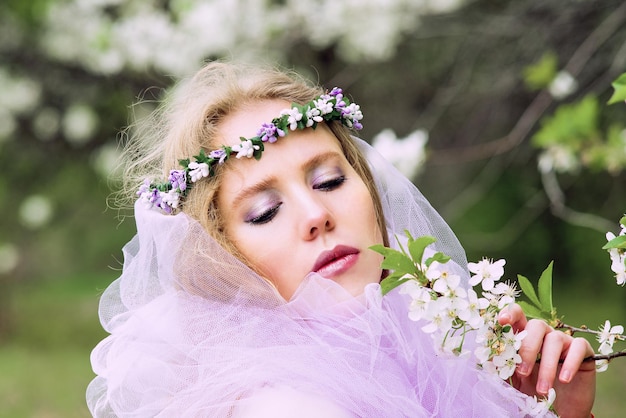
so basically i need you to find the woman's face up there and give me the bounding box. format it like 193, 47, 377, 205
217, 100, 384, 300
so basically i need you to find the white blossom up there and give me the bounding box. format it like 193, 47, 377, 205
492, 345, 522, 379
161, 189, 181, 209
371, 128, 428, 179
188, 161, 210, 181
537, 146, 580, 174
314, 98, 334, 115
280, 107, 303, 130
597, 320, 624, 355
401, 280, 432, 322
521, 388, 556, 417
549, 71, 578, 100
468, 258, 505, 290
232, 140, 260, 159
62, 103, 99, 145
606, 231, 626, 286
0, 243, 19, 274
19, 195, 54, 229
305, 107, 323, 127
463, 289, 489, 328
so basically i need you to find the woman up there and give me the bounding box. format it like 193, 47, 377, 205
88, 62, 595, 417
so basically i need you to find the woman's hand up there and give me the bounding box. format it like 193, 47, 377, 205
498, 304, 596, 418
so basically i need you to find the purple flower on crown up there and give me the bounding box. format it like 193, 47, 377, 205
137, 179, 151, 197
342, 103, 363, 130
136, 86, 364, 215
209, 149, 228, 164
256, 122, 285, 143
147, 188, 164, 210
161, 189, 180, 211
329, 87, 343, 97
158, 200, 172, 214
168, 169, 187, 192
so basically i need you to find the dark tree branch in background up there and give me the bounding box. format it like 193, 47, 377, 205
429, 2, 626, 165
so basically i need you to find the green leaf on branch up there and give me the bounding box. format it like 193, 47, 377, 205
517, 301, 544, 320
425, 252, 451, 267
603, 235, 626, 250
523, 52, 558, 91
516, 263, 558, 323
532, 95, 599, 148
369, 245, 417, 274
517, 274, 541, 307
380, 274, 411, 295
538, 261, 555, 315
607, 73, 626, 105
406, 233, 436, 265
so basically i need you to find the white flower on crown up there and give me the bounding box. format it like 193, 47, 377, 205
188, 161, 210, 182
232, 139, 260, 159
161, 189, 181, 209
314, 98, 334, 115
305, 106, 323, 127
280, 107, 303, 130
344, 102, 362, 121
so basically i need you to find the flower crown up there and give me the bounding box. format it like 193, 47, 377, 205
137, 87, 363, 213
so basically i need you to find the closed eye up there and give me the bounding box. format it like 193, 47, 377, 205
246, 203, 282, 225
313, 175, 346, 192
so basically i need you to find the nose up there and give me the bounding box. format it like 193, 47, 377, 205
299, 195, 335, 240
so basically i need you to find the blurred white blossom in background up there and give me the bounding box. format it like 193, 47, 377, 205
372, 128, 429, 179
19, 195, 54, 230
39, 0, 464, 77
549, 71, 578, 100
537, 145, 581, 174
91, 142, 124, 180
0, 69, 42, 141
0, 243, 19, 274
62, 104, 99, 146
33, 107, 62, 142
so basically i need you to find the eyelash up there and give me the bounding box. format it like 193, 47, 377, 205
246, 175, 347, 225
313, 175, 346, 191
247, 203, 282, 225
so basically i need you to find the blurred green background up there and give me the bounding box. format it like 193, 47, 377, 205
1, 0, 625, 416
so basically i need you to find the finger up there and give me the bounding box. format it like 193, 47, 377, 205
535, 331, 567, 395
498, 303, 527, 330
515, 319, 551, 377
559, 337, 596, 382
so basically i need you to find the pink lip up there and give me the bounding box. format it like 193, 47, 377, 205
312, 245, 360, 278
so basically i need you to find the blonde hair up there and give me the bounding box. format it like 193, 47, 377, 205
122, 61, 389, 263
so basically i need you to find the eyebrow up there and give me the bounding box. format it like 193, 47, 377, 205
230, 150, 343, 209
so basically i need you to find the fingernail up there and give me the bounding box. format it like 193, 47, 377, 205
537, 380, 549, 395
499, 312, 511, 322
561, 369, 572, 383
517, 362, 529, 376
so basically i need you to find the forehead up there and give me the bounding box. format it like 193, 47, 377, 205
215, 104, 348, 207
217, 99, 293, 146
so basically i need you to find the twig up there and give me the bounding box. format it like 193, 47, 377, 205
540, 169, 616, 233
429, 2, 626, 165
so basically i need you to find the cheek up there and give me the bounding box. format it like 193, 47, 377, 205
228, 224, 294, 280
353, 184, 383, 242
